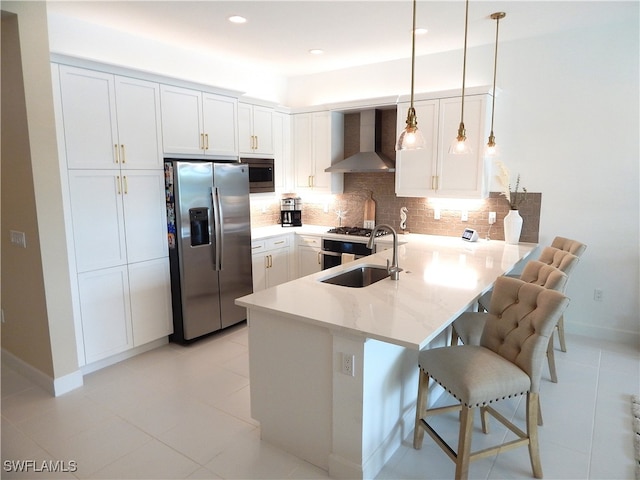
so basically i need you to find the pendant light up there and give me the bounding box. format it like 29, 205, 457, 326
449, 0, 472, 155
486, 12, 506, 156
396, 0, 426, 151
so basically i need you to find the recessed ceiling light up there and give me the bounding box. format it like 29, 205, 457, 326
415, 27, 428, 35
228, 15, 247, 24
309, 49, 324, 55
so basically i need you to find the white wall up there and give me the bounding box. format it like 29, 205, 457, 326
289, 18, 640, 343
47, 13, 289, 104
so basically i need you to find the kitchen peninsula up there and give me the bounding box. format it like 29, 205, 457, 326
235, 235, 536, 479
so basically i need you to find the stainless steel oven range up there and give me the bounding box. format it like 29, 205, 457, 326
320, 227, 388, 270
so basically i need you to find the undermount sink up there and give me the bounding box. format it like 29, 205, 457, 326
320, 265, 390, 288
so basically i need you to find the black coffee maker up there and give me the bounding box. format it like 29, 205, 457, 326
280, 197, 302, 227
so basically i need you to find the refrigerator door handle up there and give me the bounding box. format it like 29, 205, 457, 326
211, 186, 224, 271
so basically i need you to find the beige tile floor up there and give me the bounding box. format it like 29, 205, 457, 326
2, 323, 638, 479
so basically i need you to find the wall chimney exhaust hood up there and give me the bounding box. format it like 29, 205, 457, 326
325, 110, 395, 173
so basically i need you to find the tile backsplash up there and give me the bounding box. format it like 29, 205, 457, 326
251, 176, 541, 243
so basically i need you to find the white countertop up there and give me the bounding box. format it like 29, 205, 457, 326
237, 233, 537, 350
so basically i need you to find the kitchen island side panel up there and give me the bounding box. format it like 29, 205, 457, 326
247, 309, 333, 471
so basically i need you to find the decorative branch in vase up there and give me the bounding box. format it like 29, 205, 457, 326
496, 161, 528, 210
496, 161, 527, 244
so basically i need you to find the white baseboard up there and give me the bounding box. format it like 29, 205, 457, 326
1, 348, 83, 396
567, 322, 640, 348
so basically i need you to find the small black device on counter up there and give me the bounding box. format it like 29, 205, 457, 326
462, 228, 479, 242
280, 197, 302, 227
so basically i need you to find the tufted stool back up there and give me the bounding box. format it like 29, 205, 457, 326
551, 236, 587, 257
519, 260, 568, 292
481, 277, 570, 394
537, 246, 580, 276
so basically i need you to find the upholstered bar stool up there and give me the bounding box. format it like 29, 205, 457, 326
548, 237, 587, 351
551, 236, 587, 257
414, 276, 570, 480
453, 260, 570, 383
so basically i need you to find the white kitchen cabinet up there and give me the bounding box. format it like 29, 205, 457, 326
251, 235, 291, 292
296, 235, 323, 277
68, 170, 168, 272
78, 266, 133, 364
238, 103, 274, 155
67, 170, 127, 272
57, 65, 163, 170
293, 111, 344, 193
160, 84, 238, 157
66, 168, 171, 364
395, 94, 490, 199
273, 111, 293, 192
129, 258, 173, 346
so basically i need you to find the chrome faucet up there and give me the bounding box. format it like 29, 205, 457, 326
367, 224, 403, 281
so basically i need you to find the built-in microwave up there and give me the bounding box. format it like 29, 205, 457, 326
240, 157, 275, 193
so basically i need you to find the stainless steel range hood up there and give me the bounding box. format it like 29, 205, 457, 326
325, 110, 395, 173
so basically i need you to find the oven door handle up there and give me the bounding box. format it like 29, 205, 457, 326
319, 251, 342, 257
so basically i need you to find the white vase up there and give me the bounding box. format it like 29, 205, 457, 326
504, 209, 523, 244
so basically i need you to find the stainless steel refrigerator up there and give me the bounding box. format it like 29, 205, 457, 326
165, 160, 253, 343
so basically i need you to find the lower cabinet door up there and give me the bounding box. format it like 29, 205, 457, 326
78, 266, 133, 364
129, 258, 173, 346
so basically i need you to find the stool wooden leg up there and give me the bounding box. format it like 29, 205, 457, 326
413, 369, 429, 449
547, 335, 558, 383
527, 393, 543, 479
455, 407, 474, 480
557, 315, 567, 352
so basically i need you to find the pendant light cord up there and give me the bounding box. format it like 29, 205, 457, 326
489, 13, 501, 136
410, 0, 417, 108
460, 0, 469, 125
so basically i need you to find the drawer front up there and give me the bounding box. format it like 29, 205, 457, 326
297, 235, 321, 247
266, 235, 290, 250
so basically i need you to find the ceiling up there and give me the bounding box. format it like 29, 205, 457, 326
46, 1, 634, 77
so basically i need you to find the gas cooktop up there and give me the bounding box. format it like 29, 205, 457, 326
326, 226, 388, 237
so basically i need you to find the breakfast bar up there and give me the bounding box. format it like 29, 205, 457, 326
235, 235, 537, 479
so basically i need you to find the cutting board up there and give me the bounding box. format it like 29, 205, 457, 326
364, 192, 376, 228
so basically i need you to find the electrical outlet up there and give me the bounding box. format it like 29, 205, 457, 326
594, 289, 603, 302
461, 210, 468, 222
342, 353, 355, 376
488, 212, 496, 224
434, 208, 441, 220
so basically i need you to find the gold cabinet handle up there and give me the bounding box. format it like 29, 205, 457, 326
205, 133, 209, 150
317, 251, 322, 265
120, 144, 126, 164
254, 135, 258, 150
116, 175, 121, 195
200, 133, 205, 150
114, 144, 120, 164
123, 175, 128, 194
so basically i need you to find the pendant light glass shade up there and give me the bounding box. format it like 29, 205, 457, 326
485, 12, 506, 156
449, 0, 472, 155
396, 0, 425, 151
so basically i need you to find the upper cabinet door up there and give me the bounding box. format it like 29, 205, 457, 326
202, 93, 238, 157
114, 76, 163, 169
395, 100, 440, 197
58, 66, 119, 169
437, 95, 489, 197
160, 85, 204, 155
238, 103, 274, 156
